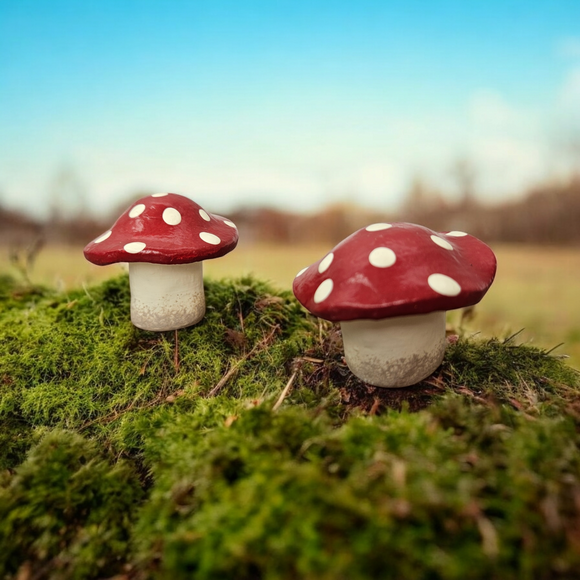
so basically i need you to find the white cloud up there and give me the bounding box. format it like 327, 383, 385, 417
469, 90, 528, 130
559, 67, 580, 111
552, 67, 580, 174
557, 37, 580, 59
468, 90, 540, 135
446, 90, 545, 200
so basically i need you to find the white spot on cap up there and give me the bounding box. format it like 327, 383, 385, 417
314, 279, 333, 303
200, 232, 221, 245
431, 235, 453, 250
428, 273, 461, 296
224, 220, 237, 228
447, 231, 468, 237
163, 207, 182, 225
152, 192, 168, 197
318, 253, 334, 274
369, 247, 396, 268
199, 209, 210, 221
129, 204, 146, 218
94, 230, 112, 244
124, 242, 146, 254
365, 223, 392, 232
295, 266, 308, 278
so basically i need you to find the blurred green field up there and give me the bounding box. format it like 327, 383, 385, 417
1, 242, 579, 369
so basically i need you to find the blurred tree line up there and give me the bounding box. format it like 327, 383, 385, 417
0, 166, 105, 246
1, 172, 580, 247
229, 174, 580, 246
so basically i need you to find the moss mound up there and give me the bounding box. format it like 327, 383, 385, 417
0, 430, 140, 579
0, 273, 579, 579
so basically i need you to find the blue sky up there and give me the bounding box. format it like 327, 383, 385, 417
1, 0, 580, 217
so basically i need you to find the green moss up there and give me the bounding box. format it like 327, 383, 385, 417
0, 274, 51, 311
135, 404, 580, 579
0, 274, 315, 468
0, 429, 141, 579
0, 273, 579, 578
443, 336, 580, 415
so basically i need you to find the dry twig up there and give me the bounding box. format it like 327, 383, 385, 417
272, 370, 298, 411
207, 326, 279, 397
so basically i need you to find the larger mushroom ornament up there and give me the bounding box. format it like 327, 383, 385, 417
84, 193, 238, 331
292, 223, 496, 388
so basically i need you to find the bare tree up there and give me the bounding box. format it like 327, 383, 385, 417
48, 165, 90, 222
451, 158, 477, 207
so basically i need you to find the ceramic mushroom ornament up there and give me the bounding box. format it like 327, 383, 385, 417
293, 223, 496, 388
84, 193, 238, 331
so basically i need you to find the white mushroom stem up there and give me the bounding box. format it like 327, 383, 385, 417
128, 262, 205, 331
340, 311, 447, 388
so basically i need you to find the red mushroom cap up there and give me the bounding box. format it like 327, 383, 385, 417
292, 222, 496, 321
84, 193, 238, 266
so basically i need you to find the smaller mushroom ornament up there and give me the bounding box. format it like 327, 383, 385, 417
84, 193, 238, 331
292, 223, 496, 388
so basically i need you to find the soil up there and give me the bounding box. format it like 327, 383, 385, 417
299, 324, 446, 414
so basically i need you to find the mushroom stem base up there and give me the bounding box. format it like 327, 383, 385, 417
128, 262, 205, 332
340, 311, 447, 388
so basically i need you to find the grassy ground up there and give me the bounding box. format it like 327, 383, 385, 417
0, 276, 580, 580
0, 272, 579, 578
2, 242, 579, 368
